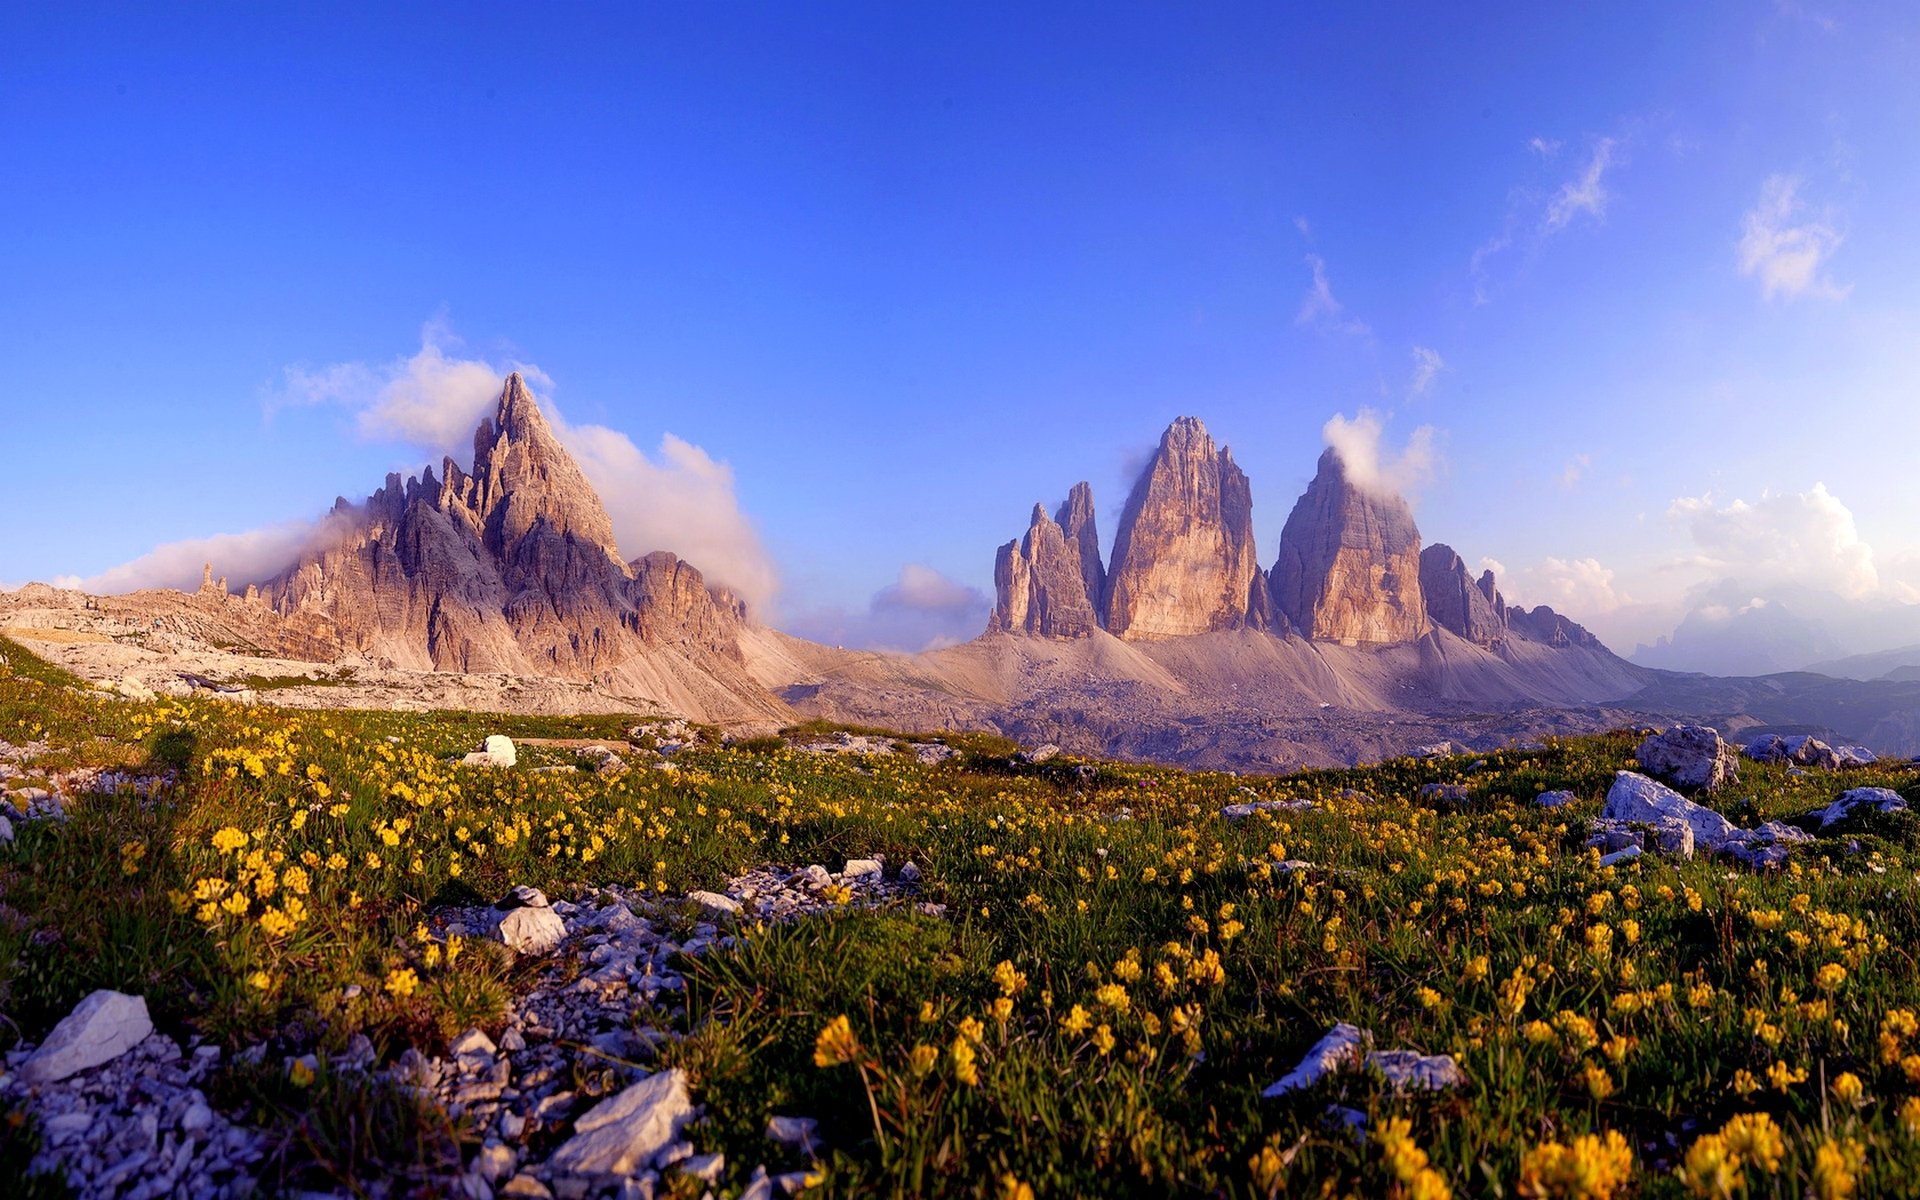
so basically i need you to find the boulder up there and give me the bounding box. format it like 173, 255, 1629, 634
463, 734, 517, 769
1535, 791, 1577, 809
1809, 787, 1909, 830
20, 990, 154, 1084
548, 1070, 693, 1177
1603, 772, 1738, 849
1837, 746, 1878, 767
1635, 726, 1738, 792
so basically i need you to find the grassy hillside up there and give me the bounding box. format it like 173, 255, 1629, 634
3, 633, 1919, 1197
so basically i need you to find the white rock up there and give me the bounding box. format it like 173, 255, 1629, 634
1261, 1023, 1365, 1096
548, 1070, 692, 1177
1598, 845, 1642, 868
676, 1153, 726, 1184
1261, 1023, 1465, 1097
1837, 746, 1879, 767
1811, 788, 1908, 830
1603, 772, 1738, 850
463, 735, 517, 768
1535, 791, 1576, 809
476, 1140, 516, 1182
21, 990, 154, 1084
899, 862, 922, 883
689, 890, 742, 917
841, 859, 883, 879
1025, 744, 1061, 764
494, 906, 567, 955
1636, 725, 1738, 792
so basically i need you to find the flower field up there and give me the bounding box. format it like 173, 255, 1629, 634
4, 633, 1920, 1198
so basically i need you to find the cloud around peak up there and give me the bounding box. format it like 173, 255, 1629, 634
1322, 409, 1439, 500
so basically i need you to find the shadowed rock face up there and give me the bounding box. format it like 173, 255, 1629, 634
1420, 543, 1506, 646
1103, 418, 1270, 640
266, 374, 747, 676
1272, 449, 1430, 644
1056, 482, 1106, 615
990, 503, 1103, 638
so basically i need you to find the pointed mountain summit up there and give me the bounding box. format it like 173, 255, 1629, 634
1103, 417, 1271, 639
1420, 543, 1507, 647
263, 375, 781, 720
1056, 481, 1105, 611
1271, 448, 1430, 644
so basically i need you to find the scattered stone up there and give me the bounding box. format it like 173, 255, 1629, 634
840, 858, 883, 880
496, 885, 552, 911
909, 742, 956, 765
0, 812, 11, 843
1274, 859, 1315, 874
548, 1070, 693, 1177
1636, 725, 1738, 792
1222, 799, 1315, 819
688, 890, 742, 917
20, 990, 154, 1085
1416, 783, 1468, 802
1837, 746, 1878, 767
500, 1176, 555, 1199
1024, 744, 1061, 764
1535, 790, 1576, 809
899, 862, 922, 883
1743, 734, 1840, 769
1603, 772, 1738, 850
1809, 787, 1910, 830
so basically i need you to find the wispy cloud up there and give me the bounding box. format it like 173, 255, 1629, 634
1322, 408, 1439, 499
1528, 136, 1561, 158
1407, 346, 1446, 399
1558, 454, 1592, 489
1544, 137, 1618, 230
1295, 253, 1370, 336
1736, 174, 1849, 302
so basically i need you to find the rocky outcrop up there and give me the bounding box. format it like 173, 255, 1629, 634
1506, 604, 1604, 650
990, 503, 1103, 638
1271, 449, 1429, 644
1057, 482, 1106, 613
1635, 725, 1739, 792
1420, 544, 1506, 646
1103, 418, 1271, 640
264, 374, 769, 714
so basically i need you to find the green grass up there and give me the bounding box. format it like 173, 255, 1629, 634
1, 631, 1918, 1196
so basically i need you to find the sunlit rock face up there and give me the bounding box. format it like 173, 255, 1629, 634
1271, 448, 1430, 645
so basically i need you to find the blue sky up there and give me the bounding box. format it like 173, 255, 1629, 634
4, 2, 1918, 663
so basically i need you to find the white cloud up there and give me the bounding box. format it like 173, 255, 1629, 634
784, 565, 990, 653
278, 317, 552, 459
1407, 346, 1446, 399
1295, 254, 1370, 336
54, 518, 344, 595
1737, 174, 1849, 302
1528, 136, 1561, 158
1558, 454, 1592, 489
1322, 409, 1439, 498
1544, 137, 1618, 230
1507, 556, 1629, 615
548, 416, 780, 617
1668, 483, 1878, 598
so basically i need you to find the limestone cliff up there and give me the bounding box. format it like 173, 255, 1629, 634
1104, 418, 1271, 639
990, 503, 1102, 638
1420, 543, 1507, 646
1271, 449, 1430, 644
1056, 482, 1106, 613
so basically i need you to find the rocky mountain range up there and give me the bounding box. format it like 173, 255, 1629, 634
9, 377, 1920, 768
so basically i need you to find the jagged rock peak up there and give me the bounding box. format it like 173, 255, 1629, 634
1419, 543, 1507, 647
990, 500, 1102, 638
1104, 417, 1270, 640
1271, 448, 1429, 644
1055, 482, 1106, 609
469, 373, 623, 565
